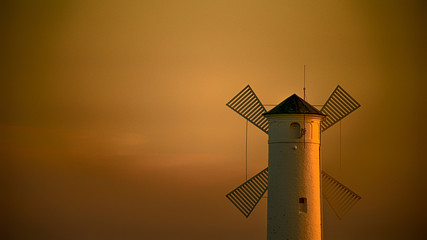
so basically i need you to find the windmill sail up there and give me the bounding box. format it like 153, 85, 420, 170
226, 85, 269, 134
225, 85, 362, 220
320, 85, 360, 132
226, 168, 268, 217
227, 168, 361, 220
322, 171, 362, 219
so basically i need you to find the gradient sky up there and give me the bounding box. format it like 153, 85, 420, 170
2, 0, 426, 239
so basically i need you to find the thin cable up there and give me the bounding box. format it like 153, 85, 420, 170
245, 120, 248, 181
340, 121, 342, 175
302, 115, 305, 150
320, 127, 324, 240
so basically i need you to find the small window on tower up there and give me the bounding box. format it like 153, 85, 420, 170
290, 122, 301, 138
299, 197, 307, 213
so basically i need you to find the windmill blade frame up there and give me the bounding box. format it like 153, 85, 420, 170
320, 85, 361, 132
226, 167, 361, 220
226, 85, 269, 134
322, 171, 362, 219
226, 168, 268, 217
225, 84, 363, 221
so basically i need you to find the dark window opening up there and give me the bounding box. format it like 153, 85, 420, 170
299, 197, 307, 213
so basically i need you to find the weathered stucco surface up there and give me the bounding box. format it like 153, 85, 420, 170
267, 115, 323, 240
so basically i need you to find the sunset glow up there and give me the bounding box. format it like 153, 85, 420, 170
3, 0, 425, 239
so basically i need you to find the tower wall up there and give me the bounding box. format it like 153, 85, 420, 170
266, 114, 323, 240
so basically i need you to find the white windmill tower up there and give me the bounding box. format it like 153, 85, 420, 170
225, 85, 362, 240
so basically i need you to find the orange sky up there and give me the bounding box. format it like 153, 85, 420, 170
2, 0, 426, 239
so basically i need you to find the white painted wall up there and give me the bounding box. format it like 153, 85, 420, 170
266, 114, 323, 240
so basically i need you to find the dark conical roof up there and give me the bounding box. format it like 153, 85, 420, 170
264, 94, 325, 115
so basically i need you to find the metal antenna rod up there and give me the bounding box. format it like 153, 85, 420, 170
303, 64, 306, 100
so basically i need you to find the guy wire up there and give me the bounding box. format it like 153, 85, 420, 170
340, 121, 342, 175
245, 120, 248, 181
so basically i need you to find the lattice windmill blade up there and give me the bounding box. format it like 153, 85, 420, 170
226, 168, 268, 217
322, 171, 362, 220
226, 167, 362, 219
320, 85, 361, 132
224, 82, 365, 239
226, 85, 269, 134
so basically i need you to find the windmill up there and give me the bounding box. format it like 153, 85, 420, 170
225, 84, 361, 240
